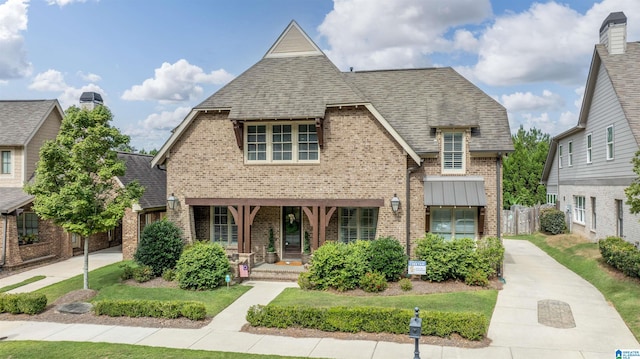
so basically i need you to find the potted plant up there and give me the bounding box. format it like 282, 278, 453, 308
301, 231, 312, 264
265, 227, 278, 264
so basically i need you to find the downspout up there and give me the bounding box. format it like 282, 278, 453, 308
406, 161, 423, 258
497, 152, 504, 279
1, 214, 7, 267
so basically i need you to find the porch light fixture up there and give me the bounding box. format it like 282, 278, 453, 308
167, 193, 177, 210
391, 194, 400, 214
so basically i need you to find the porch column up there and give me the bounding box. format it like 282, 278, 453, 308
319, 206, 337, 247
228, 205, 244, 253
302, 206, 319, 250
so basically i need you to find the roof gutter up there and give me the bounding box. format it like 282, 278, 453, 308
406, 160, 423, 257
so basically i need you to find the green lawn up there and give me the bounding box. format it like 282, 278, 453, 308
272, 287, 498, 318
0, 275, 46, 293
0, 341, 322, 359
33, 261, 250, 317
511, 233, 640, 341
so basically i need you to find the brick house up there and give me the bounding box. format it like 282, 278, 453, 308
151, 21, 513, 265
117, 152, 167, 260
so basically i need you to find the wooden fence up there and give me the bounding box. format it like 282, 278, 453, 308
501, 204, 553, 235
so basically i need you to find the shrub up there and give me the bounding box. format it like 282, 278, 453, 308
297, 271, 315, 290
599, 236, 640, 278
93, 300, 206, 320
540, 208, 567, 235
246, 305, 488, 341
399, 278, 413, 291
175, 241, 230, 290
0, 293, 47, 315
415, 233, 504, 283
307, 241, 371, 291
368, 236, 407, 281
134, 219, 184, 277
359, 272, 388, 293
119, 263, 135, 281
132, 265, 154, 283
162, 268, 176, 282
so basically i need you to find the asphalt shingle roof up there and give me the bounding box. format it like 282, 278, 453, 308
0, 100, 60, 146
117, 153, 166, 209
0, 187, 33, 213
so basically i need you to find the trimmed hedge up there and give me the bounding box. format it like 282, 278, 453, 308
246, 305, 488, 341
599, 236, 640, 278
0, 292, 47, 315
93, 299, 206, 320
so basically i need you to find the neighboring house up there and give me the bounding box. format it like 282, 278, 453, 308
151, 21, 513, 266
0, 95, 123, 272
542, 12, 640, 243
117, 152, 167, 260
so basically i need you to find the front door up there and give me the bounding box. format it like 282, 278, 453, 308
283, 206, 301, 260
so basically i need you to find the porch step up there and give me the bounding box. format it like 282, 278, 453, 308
249, 263, 306, 282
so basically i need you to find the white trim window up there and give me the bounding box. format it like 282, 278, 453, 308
442, 132, 464, 173
212, 206, 238, 247
586, 133, 592, 164
606, 125, 614, 160
591, 197, 596, 231
339, 207, 378, 243
546, 193, 557, 205
568, 141, 573, 166
1, 150, 11, 174
245, 122, 318, 163
558, 144, 563, 168
431, 208, 476, 241
574, 196, 585, 224
17, 212, 38, 241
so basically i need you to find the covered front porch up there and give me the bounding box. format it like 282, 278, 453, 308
186, 198, 385, 263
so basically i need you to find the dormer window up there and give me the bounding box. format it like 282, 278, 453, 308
442, 132, 465, 173
245, 121, 319, 163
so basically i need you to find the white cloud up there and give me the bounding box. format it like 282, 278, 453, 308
46, 0, 87, 6
125, 106, 191, 150
472, 0, 640, 86
78, 71, 101, 83
319, 0, 491, 70
58, 83, 106, 110
0, 0, 31, 80
28, 69, 68, 91
453, 29, 479, 52
501, 90, 564, 112
121, 59, 234, 103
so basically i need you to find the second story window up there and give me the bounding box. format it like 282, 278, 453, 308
1, 150, 11, 174
245, 122, 318, 163
442, 132, 464, 173
568, 141, 573, 166
558, 144, 563, 168
606, 125, 614, 160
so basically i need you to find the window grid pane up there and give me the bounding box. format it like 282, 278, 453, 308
298, 124, 319, 161
339, 208, 358, 243
213, 207, 237, 247
586, 134, 592, 163
574, 196, 585, 223
1, 151, 10, 174
607, 126, 614, 160
272, 125, 292, 161
247, 126, 267, 161
443, 133, 463, 170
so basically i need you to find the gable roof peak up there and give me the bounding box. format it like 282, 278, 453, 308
264, 20, 323, 58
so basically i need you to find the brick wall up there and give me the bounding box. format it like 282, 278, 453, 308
122, 208, 138, 260
164, 107, 503, 258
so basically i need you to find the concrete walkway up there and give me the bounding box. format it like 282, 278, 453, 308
0, 240, 638, 358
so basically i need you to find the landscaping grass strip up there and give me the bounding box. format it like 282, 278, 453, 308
0, 341, 318, 359
511, 233, 640, 342
0, 275, 46, 293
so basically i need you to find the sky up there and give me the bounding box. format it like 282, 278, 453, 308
2, 0, 640, 152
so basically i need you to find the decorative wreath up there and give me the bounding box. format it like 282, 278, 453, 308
286, 213, 299, 234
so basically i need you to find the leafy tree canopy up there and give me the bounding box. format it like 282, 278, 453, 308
25, 105, 144, 237
502, 126, 550, 209
625, 150, 640, 214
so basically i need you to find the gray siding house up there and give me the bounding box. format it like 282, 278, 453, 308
542, 12, 640, 243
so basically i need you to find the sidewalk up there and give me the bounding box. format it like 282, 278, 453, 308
0, 240, 639, 358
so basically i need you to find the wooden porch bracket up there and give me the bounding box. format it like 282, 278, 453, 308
232, 120, 243, 149
319, 206, 337, 248
228, 204, 260, 253
315, 118, 324, 148
302, 206, 319, 250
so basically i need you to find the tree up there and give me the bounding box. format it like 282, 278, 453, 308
502, 126, 550, 209
25, 105, 143, 289
624, 150, 640, 214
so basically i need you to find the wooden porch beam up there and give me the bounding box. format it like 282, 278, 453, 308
186, 198, 384, 207
319, 206, 337, 247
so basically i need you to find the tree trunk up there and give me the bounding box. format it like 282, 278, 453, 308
83, 236, 89, 290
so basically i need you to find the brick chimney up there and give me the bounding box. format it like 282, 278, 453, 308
600, 12, 627, 55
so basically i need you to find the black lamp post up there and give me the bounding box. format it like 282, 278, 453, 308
409, 307, 422, 359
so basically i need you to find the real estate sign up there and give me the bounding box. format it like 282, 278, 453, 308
408, 260, 427, 275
